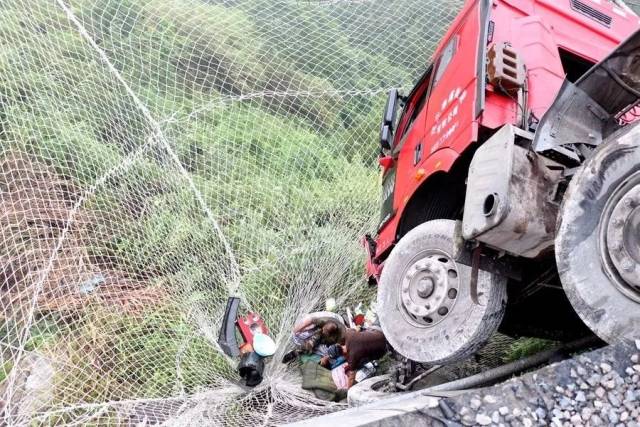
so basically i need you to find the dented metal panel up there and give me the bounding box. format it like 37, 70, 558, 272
462, 125, 563, 258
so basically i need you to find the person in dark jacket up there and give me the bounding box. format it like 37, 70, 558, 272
326, 328, 387, 388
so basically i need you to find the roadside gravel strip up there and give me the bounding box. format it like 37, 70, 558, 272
448, 340, 640, 426
286, 341, 640, 426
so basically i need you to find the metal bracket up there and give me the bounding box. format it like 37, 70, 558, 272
453, 222, 522, 281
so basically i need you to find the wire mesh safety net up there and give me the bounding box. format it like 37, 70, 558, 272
0, 0, 464, 425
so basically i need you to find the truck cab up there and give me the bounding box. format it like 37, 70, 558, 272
371, 0, 639, 271
368, 0, 640, 364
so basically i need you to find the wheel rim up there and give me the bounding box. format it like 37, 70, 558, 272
398, 251, 459, 328
600, 172, 640, 301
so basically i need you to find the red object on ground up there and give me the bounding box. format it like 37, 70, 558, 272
237, 312, 269, 346
353, 314, 365, 326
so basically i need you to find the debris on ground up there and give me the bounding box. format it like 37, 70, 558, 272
281, 299, 388, 400
287, 342, 640, 426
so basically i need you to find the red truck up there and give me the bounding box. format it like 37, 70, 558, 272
366, 0, 640, 364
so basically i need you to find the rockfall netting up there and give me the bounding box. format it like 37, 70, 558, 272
0, 0, 464, 425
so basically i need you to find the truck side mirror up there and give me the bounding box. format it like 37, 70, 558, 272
380, 124, 392, 150
380, 89, 399, 150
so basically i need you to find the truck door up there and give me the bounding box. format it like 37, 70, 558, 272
421, 1, 488, 158
374, 0, 491, 258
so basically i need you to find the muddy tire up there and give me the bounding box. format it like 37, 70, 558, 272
347, 375, 393, 407
556, 125, 640, 343
378, 219, 507, 364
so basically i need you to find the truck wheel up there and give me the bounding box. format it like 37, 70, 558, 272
347, 375, 393, 406
556, 126, 640, 343
378, 219, 507, 364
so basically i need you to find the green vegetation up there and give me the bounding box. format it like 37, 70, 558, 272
0, 0, 459, 410
504, 338, 557, 362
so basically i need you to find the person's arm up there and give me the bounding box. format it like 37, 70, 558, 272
347, 369, 356, 389
319, 356, 330, 368
293, 315, 314, 333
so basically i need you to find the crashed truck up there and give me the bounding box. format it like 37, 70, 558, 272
364, 0, 640, 364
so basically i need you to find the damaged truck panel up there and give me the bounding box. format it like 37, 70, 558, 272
462, 125, 563, 258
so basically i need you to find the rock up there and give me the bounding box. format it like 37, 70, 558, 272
475, 413, 492, 425
470, 398, 482, 410
633, 365, 640, 373
631, 354, 639, 364
570, 369, 578, 378
608, 391, 621, 407
499, 406, 509, 416
491, 411, 500, 424
483, 395, 497, 404
600, 363, 612, 374
459, 406, 469, 416
579, 382, 589, 390
570, 414, 582, 424
577, 366, 587, 376
594, 400, 603, 409
602, 379, 616, 389
555, 386, 564, 394
461, 414, 475, 426
626, 389, 637, 402
551, 417, 562, 427
608, 411, 619, 424
634, 339, 640, 351
621, 411, 630, 422
578, 355, 591, 365
513, 408, 522, 417
590, 414, 603, 425
595, 387, 606, 398
581, 407, 593, 421
535, 407, 547, 420
624, 399, 636, 409
559, 397, 572, 409
626, 367, 635, 376
522, 417, 533, 427
586, 375, 600, 386
575, 391, 586, 403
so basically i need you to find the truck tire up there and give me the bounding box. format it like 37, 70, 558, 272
556, 125, 640, 343
347, 375, 393, 406
378, 219, 507, 364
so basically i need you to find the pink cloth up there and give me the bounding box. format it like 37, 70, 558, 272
331, 363, 348, 390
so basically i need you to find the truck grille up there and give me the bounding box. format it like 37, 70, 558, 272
570, 0, 612, 27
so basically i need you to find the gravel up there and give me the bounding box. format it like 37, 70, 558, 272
475, 413, 492, 425
420, 342, 640, 427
